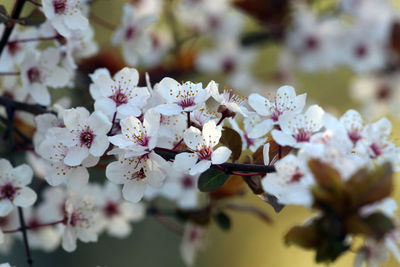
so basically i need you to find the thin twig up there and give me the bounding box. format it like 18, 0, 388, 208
154, 147, 276, 173
154, 214, 183, 235
0, 72, 20, 75
89, 12, 116, 31
186, 111, 191, 128
3, 218, 66, 234
0, 0, 27, 56
0, 96, 54, 115
17, 208, 34, 267
8, 35, 60, 44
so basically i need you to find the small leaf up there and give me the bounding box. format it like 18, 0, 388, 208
346, 212, 395, 240
210, 175, 245, 200
220, 127, 242, 162
213, 211, 231, 231
346, 163, 393, 210
285, 223, 319, 248
198, 168, 230, 192
20, 9, 46, 26
262, 193, 285, 213
308, 159, 343, 190
0, 5, 9, 23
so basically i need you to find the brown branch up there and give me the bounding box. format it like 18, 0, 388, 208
0, 96, 55, 115
0, 0, 27, 56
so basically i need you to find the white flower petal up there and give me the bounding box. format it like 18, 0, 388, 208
89, 135, 109, 157
106, 161, 128, 184
173, 152, 198, 171
88, 111, 112, 135
13, 187, 37, 207
247, 119, 274, 139
211, 146, 231, 164
271, 130, 297, 147
0, 200, 13, 216
66, 167, 89, 192
155, 104, 182, 116
122, 181, 147, 203
183, 127, 203, 150
64, 146, 89, 166
248, 93, 270, 116
189, 160, 212, 175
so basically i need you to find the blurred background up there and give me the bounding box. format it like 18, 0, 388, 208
2, 0, 400, 266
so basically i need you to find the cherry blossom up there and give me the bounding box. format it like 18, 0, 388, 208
0, 159, 36, 216
108, 109, 160, 157
61, 193, 101, 252
112, 4, 156, 65
20, 48, 70, 105
180, 222, 207, 266
248, 86, 306, 138
174, 120, 231, 175
21, 207, 61, 252
42, 0, 89, 38
58, 107, 112, 166
261, 155, 314, 207
155, 78, 211, 115
208, 81, 248, 118
37, 132, 95, 191
271, 105, 325, 148
106, 152, 169, 203
89, 67, 150, 120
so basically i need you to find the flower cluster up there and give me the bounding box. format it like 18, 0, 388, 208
1, 1, 400, 267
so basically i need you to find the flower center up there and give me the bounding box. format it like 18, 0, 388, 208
79, 129, 95, 148
0, 183, 19, 200
376, 85, 391, 101
110, 90, 128, 106
305, 35, 319, 51
197, 147, 213, 160
355, 44, 368, 58
348, 130, 361, 143
7, 42, 19, 55
125, 27, 136, 40
222, 58, 235, 73
104, 201, 119, 217
53, 0, 67, 14
289, 171, 304, 183
271, 109, 282, 122
182, 175, 194, 189
132, 168, 146, 180
27, 67, 41, 83
179, 97, 196, 108
244, 134, 254, 146
294, 129, 311, 143
370, 143, 382, 157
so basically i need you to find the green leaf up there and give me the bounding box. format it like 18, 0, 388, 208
0, 5, 9, 23
197, 168, 230, 192
20, 9, 46, 26
213, 211, 231, 231
220, 127, 242, 162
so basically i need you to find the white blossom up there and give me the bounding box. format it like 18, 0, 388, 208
42, 0, 89, 38
0, 159, 36, 216
174, 120, 231, 175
